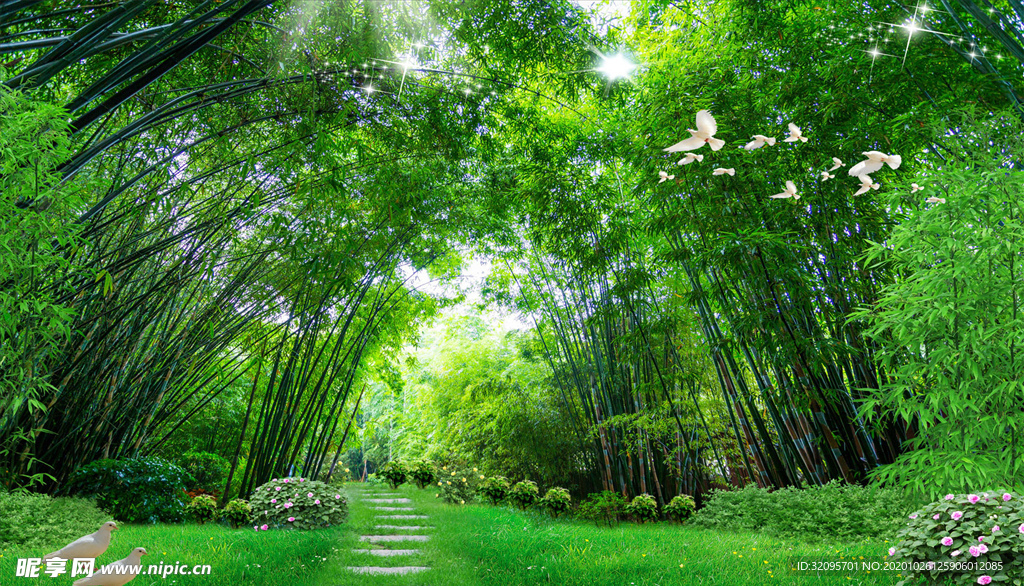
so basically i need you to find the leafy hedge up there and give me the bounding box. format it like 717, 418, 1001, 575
0, 492, 110, 549
64, 457, 193, 524
691, 480, 911, 540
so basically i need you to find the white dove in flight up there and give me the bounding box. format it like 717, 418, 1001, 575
925, 196, 946, 204
658, 171, 675, 183
663, 110, 725, 152
73, 547, 147, 586
829, 157, 844, 171
820, 171, 835, 181
712, 168, 735, 176
44, 522, 117, 561
911, 183, 923, 192
848, 151, 902, 176
783, 123, 808, 143
770, 181, 799, 199
742, 135, 776, 150
678, 153, 704, 165
854, 175, 880, 195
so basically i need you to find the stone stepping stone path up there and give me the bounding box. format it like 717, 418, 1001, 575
374, 524, 433, 530
345, 488, 432, 576
352, 549, 421, 557
377, 514, 428, 520
345, 566, 430, 575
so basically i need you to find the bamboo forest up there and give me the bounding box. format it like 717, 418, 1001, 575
2, 0, 1024, 585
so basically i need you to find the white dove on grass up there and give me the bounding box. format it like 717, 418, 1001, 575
829, 157, 844, 171
783, 123, 808, 143
44, 522, 117, 561
854, 175, 880, 195
848, 151, 901, 176
73, 547, 147, 586
712, 168, 735, 176
678, 153, 703, 165
742, 135, 776, 150
663, 110, 725, 152
821, 171, 835, 181
925, 196, 946, 204
658, 171, 675, 183
770, 181, 800, 200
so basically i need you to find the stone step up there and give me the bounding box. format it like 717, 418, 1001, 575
364, 498, 412, 503
370, 506, 415, 511
376, 515, 429, 520
345, 566, 430, 575
351, 549, 422, 557
359, 535, 430, 543
374, 524, 433, 530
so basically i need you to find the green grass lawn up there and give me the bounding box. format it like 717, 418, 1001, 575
2, 484, 911, 585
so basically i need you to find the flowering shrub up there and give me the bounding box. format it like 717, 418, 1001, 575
664, 495, 696, 523
407, 460, 435, 489
508, 480, 539, 510
185, 494, 217, 524
625, 493, 659, 523
888, 491, 1024, 585
378, 461, 407, 489
578, 491, 627, 526
249, 477, 347, 530
435, 464, 479, 504
479, 476, 511, 505
221, 498, 252, 528
540, 487, 572, 517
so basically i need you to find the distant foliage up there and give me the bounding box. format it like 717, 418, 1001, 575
65, 457, 192, 524
407, 460, 435, 489
0, 492, 109, 548
379, 461, 407, 489
249, 477, 347, 530
479, 476, 511, 505
664, 495, 696, 523
625, 494, 659, 523
539, 487, 571, 517
887, 491, 1023, 586
436, 464, 481, 504
221, 498, 253, 528
691, 481, 910, 540
177, 451, 230, 492
578, 491, 627, 526
185, 494, 217, 524
507, 480, 539, 510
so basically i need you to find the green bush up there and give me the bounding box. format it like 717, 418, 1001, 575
185, 494, 217, 524
479, 476, 511, 505
625, 493, 659, 523
221, 498, 253, 529
578, 491, 628, 526
407, 460, 435, 489
65, 457, 193, 524
249, 477, 347, 530
177, 451, 230, 492
364, 473, 384, 486
507, 480, 539, 510
435, 464, 480, 504
539, 487, 571, 517
888, 491, 1023, 586
0, 492, 110, 549
664, 494, 696, 523
691, 480, 911, 540
378, 461, 406, 489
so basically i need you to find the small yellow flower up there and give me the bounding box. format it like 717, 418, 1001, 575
447, 481, 451, 485
451, 471, 456, 476
480, 475, 485, 479
473, 468, 478, 472
460, 499, 465, 504
438, 481, 442, 486
462, 477, 467, 482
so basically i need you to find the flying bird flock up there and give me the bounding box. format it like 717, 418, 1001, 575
659, 110, 936, 204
